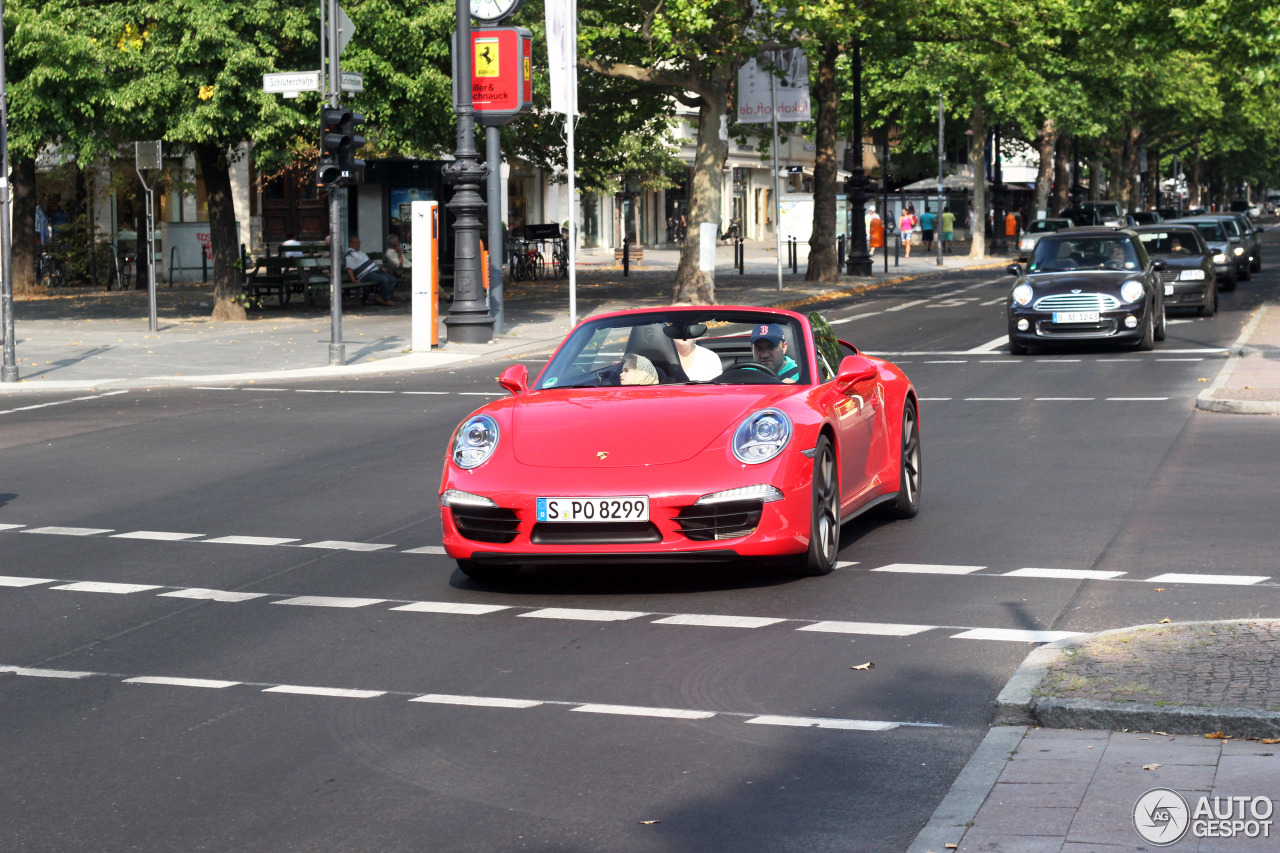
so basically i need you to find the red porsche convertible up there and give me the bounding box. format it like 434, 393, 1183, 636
439, 306, 921, 582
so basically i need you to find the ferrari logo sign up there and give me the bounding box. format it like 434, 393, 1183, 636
475, 37, 499, 77
597, 451, 609, 460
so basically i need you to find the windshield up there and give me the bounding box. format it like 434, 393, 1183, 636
1027, 220, 1063, 234
1137, 231, 1200, 256
1131, 212, 1160, 225
1192, 222, 1226, 241
535, 311, 810, 389
1028, 236, 1143, 272
1220, 218, 1242, 237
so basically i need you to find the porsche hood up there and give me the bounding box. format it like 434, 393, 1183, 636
510, 387, 795, 467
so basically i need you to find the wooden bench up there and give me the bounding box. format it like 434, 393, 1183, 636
297, 257, 376, 307
245, 257, 306, 307
614, 245, 644, 265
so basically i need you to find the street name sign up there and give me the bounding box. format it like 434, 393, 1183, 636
263, 71, 322, 96
340, 71, 364, 93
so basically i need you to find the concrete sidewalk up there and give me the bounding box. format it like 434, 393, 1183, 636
0, 242, 997, 393
910, 621, 1280, 853
1197, 303, 1280, 414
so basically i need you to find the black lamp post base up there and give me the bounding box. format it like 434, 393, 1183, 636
445, 314, 496, 344
846, 256, 873, 276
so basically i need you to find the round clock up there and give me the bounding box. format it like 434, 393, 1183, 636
470, 0, 523, 23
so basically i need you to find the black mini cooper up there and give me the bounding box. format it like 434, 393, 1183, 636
1006, 228, 1167, 354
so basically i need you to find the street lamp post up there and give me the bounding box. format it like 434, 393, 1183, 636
443, 0, 495, 344
843, 40, 872, 276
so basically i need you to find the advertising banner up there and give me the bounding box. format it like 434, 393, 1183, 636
736, 50, 812, 124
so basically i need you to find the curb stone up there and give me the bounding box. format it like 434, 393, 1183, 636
1197, 305, 1280, 414
992, 620, 1280, 739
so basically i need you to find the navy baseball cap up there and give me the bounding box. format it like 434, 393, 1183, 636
751, 323, 785, 345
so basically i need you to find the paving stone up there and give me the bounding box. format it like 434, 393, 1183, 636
987, 781, 1092, 809
999, 758, 1104, 784
958, 834, 1064, 853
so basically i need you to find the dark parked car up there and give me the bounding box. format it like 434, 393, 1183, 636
1132, 225, 1217, 316
1175, 218, 1241, 290
1227, 213, 1264, 272
1061, 206, 1104, 227
1176, 215, 1251, 283
1016, 218, 1071, 262
1006, 228, 1167, 354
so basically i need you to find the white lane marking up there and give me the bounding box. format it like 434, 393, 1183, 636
917, 397, 952, 401
334, 390, 395, 395
458, 392, 503, 397
193, 386, 236, 390
204, 535, 301, 546
980, 296, 1007, 306
111, 531, 205, 541
402, 390, 450, 395
651, 614, 785, 629
272, 596, 386, 608
835, 560, 859, 569
0, 390, 128, 416
979, 360, 1015, 364
263, 685, 386, 699
0, 576, 55, 587
1095, 358, 1134, 362
873, 563, 986, 575
51, 581, 162, 594
0, 523, 27, 532
124, 676, 240, 689
952, 628, 1082, 643
520, 608, 647, 622
391, 601, 511, 615
298, 540, 395, 552
572, 704, 716, 720
1005, 568, 1126, 580
160, 588, 270, 603
828, 311, 882, 326
245, 388, 291, 392
411, 693, 543, 709
925, 360, 967, 364
403, 545, 447, 554
966, 335, 1009, 354
1146, 573, 1269, 586
797, 621, 933, 636
1036, 358, 1081, 363
23, 526, 113, 536
1157, 358, 1204, 362
1, 666, 95, 679
746, 715, 899, 731
964, 397, 1022, 401
294, 389, 342, 393
1106, 397, 1169, 401
1033, 397, 1095, 401
884, 299, 933, 312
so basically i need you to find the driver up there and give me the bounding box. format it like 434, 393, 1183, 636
750, 324, 800, 383
1106, 242, 1133, 267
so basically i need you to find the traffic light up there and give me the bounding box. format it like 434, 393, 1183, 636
317, 106, 367, 188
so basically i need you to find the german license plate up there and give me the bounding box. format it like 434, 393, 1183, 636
1053, 311, 1100, 324
536, 496, 649, 522
1164, 284, 1174, 295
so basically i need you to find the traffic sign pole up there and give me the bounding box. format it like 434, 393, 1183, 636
327, 0, 345, 365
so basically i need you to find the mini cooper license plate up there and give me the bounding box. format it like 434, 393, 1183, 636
536, 496, 650, 522
1053, 311, 1100, 324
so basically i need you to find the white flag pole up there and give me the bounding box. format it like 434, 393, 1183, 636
771, 52, 783, 291
547, 0, 579, 327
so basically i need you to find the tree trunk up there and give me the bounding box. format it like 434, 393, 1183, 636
805, 42, 839, 283
195, 143, 247, 321
673, 67, 731, 304
1146, 148, 1160, 211
1125, 127, 1142, 212
11, 156, 37, 294
1189, 140, 1202, 207
1088, 158, 1102, 201
967, 102, 986, 258
1033, 118, 1056, 220
1110, 138, 1127, 203
1052, 132, 1071, 214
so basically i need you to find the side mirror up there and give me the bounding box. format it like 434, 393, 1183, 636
1006, 263, 1022, 276
497, 364, 529, 395
1151, 259, 1167, 272
836, 354, 879, 389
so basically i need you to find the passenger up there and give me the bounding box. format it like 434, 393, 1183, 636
750, 323, 800, 383
673, 337, 722, 380
619, 353, 660, 386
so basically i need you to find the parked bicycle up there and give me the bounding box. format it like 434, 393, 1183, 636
511, 240, 546, 281
35, 250, 66, 288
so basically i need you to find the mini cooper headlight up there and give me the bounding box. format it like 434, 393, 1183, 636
1012, 283, 1033, 306
732, 409, 792, 464
452, 415, 500, 469
1178, 269, 1206, 281
1120, 280, 1145, 303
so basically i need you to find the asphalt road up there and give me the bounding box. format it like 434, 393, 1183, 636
3, 243, 1280, 852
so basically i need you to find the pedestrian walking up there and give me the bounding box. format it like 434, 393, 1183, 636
899, 204, 916, 259
919, 207, 936, 251
940, 208, 956, 253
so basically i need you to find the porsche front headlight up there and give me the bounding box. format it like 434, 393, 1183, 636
732, 409, 792, 464
1120, 280, 1145, 303
452, 415, 500, 469
1012, 284, 1033, 306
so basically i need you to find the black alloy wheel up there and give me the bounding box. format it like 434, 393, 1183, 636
891, 400, 922, 518
1137, 310, 1155, 351
1200, 283, 1218, 317
793, 434, 840, 576
1154, 301, 1167, 341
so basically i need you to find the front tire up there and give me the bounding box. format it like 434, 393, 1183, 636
1008, 337, 1029, 355
1199, 284, 1217, 317
793, 435, 840, 577
891, 400, 922, 518
1136, 311, 1155, 351
1154, 304, 1167, 341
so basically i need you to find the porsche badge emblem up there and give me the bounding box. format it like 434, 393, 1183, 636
597, 451, 609, 460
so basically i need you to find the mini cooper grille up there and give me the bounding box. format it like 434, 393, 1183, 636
530, 522, 661, 545
451, 506, 520, 543
1032, 293, 1122, 312
675, 500, 764, 542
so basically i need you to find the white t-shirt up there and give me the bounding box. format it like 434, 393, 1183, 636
680, 344, 723, 380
